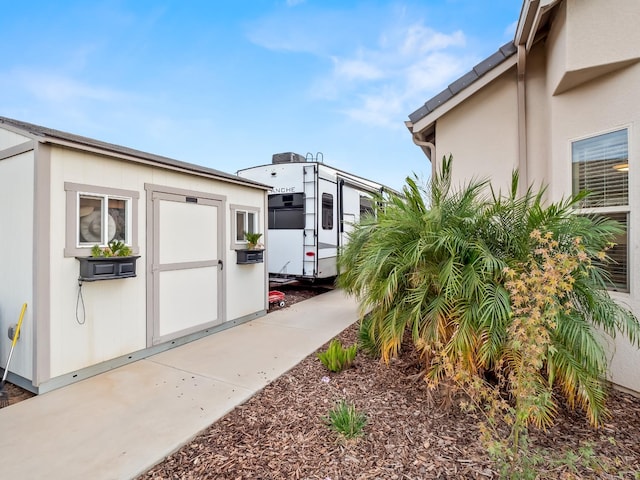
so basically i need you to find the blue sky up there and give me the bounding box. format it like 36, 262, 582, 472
0, 1, 521, 190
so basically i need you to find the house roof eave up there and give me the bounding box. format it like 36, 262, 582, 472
409, 54, 517, 135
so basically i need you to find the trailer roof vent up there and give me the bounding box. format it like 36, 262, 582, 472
272, 152, 306, 164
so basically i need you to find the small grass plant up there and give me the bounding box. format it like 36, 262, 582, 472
317, 339, 357, 373
324, 399, 367, 439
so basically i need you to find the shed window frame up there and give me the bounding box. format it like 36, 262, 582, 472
230, 205, 260, 249
571, 128, 630, 293
64, 183, 139, 257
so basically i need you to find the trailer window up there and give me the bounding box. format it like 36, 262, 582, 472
268, 193, 304, 229
360, 196, 374, 216
322, 193, 333, 230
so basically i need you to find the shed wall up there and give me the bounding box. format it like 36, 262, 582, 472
46, 146, 266, 380
0, 152, 35, 381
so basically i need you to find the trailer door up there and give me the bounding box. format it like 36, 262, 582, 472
317, 177, 338, 278
339, 181, 362, 248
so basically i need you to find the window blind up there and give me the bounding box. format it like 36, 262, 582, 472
572, 129, 628, 208
600, 212, 629, 292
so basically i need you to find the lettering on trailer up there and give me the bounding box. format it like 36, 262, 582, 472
271, 187, 296, 193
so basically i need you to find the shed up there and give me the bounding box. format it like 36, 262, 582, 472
0, 116, 269, 394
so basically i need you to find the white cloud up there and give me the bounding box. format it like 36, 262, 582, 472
341, 89, 404, 128
9, 68, 130, 104
504, 20, 518, 38
398, 25, 465, 56
404, 52, 470, 96
249, 6, 474, 130
317, 24, 469, 128
331, 56, 384, 81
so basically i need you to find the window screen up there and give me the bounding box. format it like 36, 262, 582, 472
572, 129, 628, 208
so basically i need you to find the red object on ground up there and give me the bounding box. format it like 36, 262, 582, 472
268, 290, 286, 307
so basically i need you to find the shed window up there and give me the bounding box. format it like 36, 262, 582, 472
65, 183, 139, 257
572, 129, 629, 292
322, 193, 333, 230
235, 210, 258, 243
230, 205, 261, 249
78, 194, 130, 245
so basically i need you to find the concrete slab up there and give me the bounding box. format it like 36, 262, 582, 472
0, 359, 253, 479
150, 291, 358, 391
0, 289, 358, 480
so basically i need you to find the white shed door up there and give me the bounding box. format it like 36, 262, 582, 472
150, 191, 224, 345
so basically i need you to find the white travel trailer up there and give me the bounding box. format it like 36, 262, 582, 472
237, 153, 391, 281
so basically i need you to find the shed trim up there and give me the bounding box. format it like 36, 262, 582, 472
0, 116, 271, 191
0, 140, 36, 161
33, 143, 52, 385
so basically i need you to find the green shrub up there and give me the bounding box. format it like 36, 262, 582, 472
338, 155, 640, 428
317, 339, 357, 372
324, 400, 367, 439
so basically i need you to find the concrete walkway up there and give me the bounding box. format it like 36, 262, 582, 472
0, 290, 358, 480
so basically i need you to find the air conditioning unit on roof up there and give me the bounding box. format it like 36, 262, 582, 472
272, 152, 306, 164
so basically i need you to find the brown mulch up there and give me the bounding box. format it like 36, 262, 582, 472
4, 285, 640, 477
0, 381, 35, 407
139, 288, 640, 480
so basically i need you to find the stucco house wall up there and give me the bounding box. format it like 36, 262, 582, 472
406, 0, 640, 392
436, 72, 519, 190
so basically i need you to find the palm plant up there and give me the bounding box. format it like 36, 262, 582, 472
338, 155, 640, 427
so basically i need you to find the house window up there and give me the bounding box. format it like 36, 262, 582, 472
65, 183, 139, 257
322, 193, 333, 230
572, 129, 629, 292
602, 212, 629, 292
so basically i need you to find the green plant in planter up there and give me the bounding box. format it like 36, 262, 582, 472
91, 240, 133, 257
244, 232, 263, 250
317, 339, 357, 372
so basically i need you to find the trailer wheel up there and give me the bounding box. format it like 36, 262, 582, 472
279, 301, 286, 307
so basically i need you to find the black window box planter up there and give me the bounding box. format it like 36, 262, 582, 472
76, 256, 141, 281
236, 249, 264, 264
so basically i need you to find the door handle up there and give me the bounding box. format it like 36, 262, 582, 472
219, 260, 223, 271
